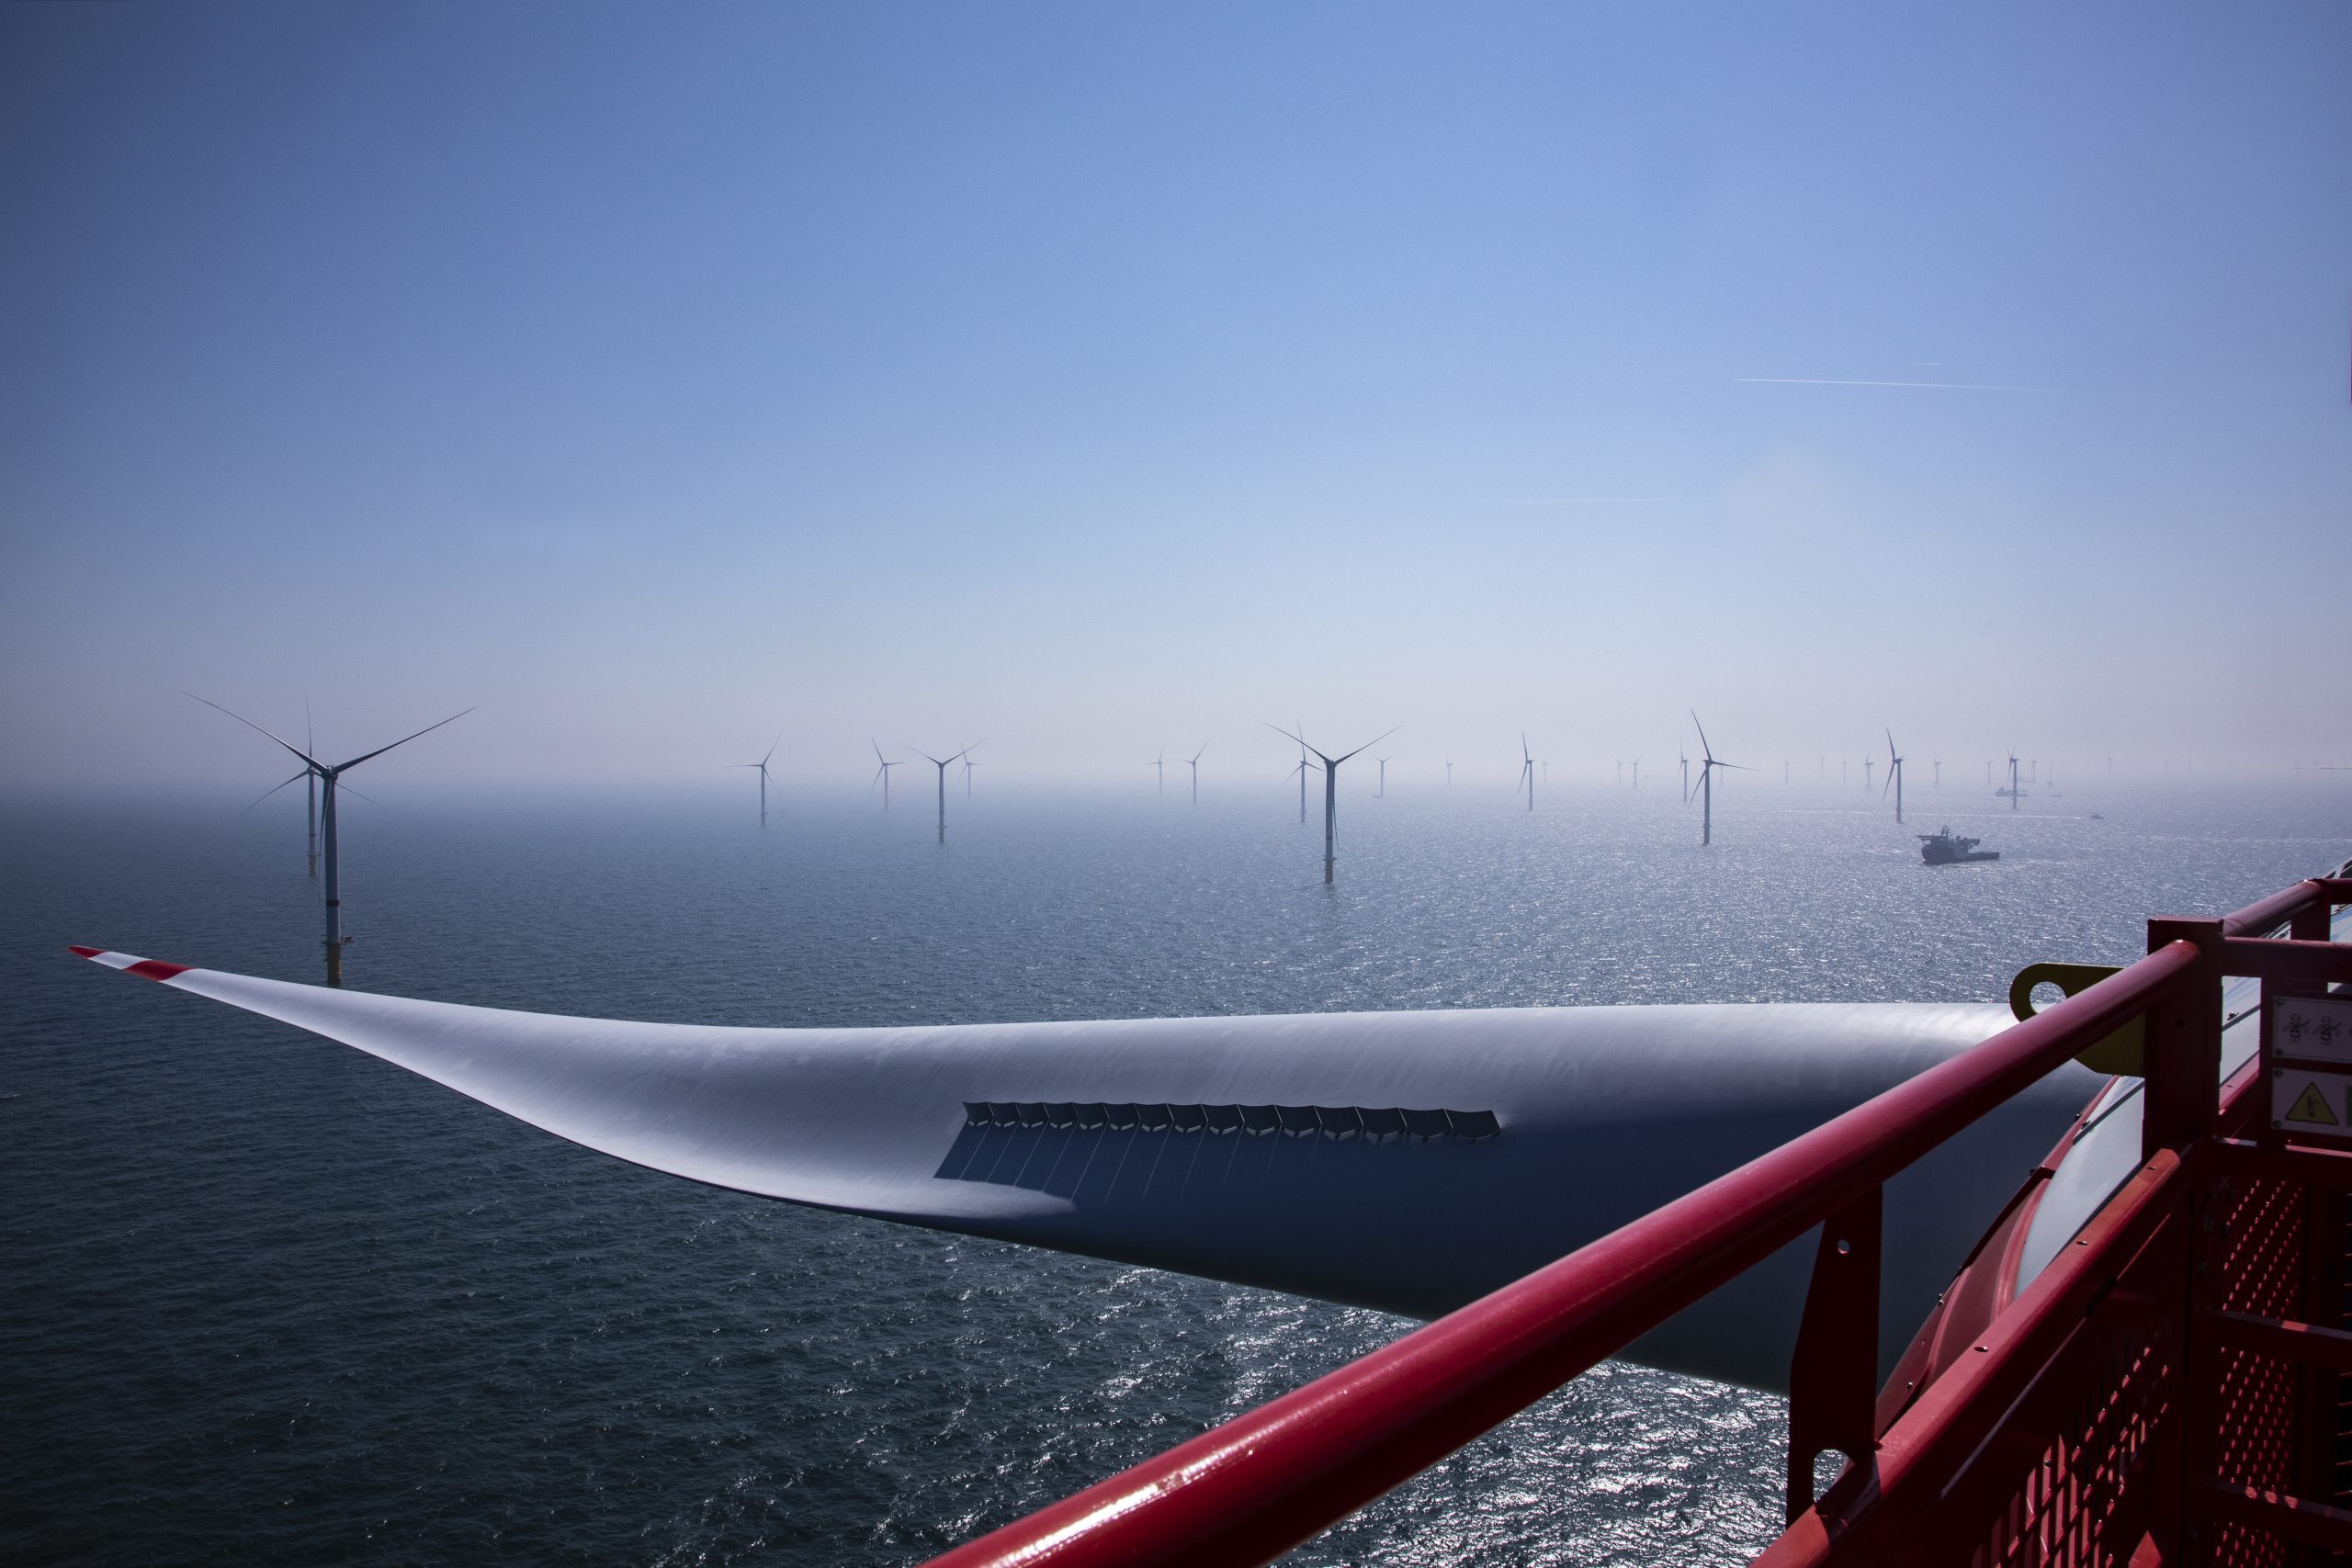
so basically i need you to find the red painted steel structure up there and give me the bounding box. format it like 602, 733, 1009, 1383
921, 875, 2352, 1568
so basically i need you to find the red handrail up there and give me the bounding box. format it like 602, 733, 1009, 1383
927, 879, 2346, 1567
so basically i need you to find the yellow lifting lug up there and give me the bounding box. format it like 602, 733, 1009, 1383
2007, 961, 2143, 1077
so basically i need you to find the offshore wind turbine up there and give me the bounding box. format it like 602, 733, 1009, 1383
303, 705, 322, 879
729, 732, 784, 827
1186, 744, 1206, 806
193, 695, 470, 987
1292, 723, 1308, 824
1375, 756, 1391, 798
1269, 724, 1396, 885
1148, 748, 1166, 796
1518, 735, 1535, 811
1688, 711, 1749, 846
1883, 730, 1906, 825
1862, 754, 1873, 795
870, 742, 906, 809
1631, 759, 1641, 790
962, 755, 979, 800
905, 741, 980, 842
1679, 748, 1691, 802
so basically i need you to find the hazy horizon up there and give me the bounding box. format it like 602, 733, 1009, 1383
6, 1, 2347, 794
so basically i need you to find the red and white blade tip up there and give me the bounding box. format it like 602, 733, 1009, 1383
68, 946, 195, 983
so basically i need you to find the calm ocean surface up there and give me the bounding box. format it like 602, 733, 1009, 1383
5, 777, 2344, 1565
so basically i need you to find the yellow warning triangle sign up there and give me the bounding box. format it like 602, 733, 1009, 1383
2286, 1083, 2339, 1126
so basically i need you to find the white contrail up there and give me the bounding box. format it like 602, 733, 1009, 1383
1734, 376, 2059, 392
1500, 496, 1713, 506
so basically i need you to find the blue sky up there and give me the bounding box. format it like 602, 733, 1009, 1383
4, 1, 2346, 794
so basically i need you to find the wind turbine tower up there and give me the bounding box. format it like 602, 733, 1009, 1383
1518, 735, 1535, 811
1863, 754, 1873, 795
1883, 730, 1906, 825
1376, 756, 1391, 798
729, 732, 783, 827
1295, 725, 1308, 824
195, 696, 470, 987
1187, 744, 1206, 806
1689, 711, 1749, 846
1270, 724, 1396, 885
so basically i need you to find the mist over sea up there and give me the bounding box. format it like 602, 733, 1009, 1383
5, 779, 2344, 1566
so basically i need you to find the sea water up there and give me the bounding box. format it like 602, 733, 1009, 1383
4, 780, 2343, 1565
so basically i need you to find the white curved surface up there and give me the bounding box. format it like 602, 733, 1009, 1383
74, 949, 2097, 1393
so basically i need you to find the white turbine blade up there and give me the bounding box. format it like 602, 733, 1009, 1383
240, 769, 311, 815
334, 707, 474, 773
762, 732, 784, 767
188, 694, 324, 771
67, 945, 2080, 1397
1330, 725, 1399, 766
1690, 710, 1714, 762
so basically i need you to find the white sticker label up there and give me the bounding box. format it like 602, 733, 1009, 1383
2270, 995, 2352, 1066
2272, 1066, 2352, 1137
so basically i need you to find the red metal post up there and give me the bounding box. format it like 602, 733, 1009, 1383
2144, 919, 2224, 1157
1785, 1186, 1883, 1521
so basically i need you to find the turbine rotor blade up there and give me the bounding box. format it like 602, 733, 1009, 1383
187, 694, 323, 771
1330, 725, 1400, 766
241, 769, 311, 815
334, 707, 474, 773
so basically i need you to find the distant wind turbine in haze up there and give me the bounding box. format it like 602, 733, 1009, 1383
303, 705, 322, 879
194, 695, 470, 987
962, 754, 979, 799
1518, 735, 1535, 811
1679, 748, 1690, 803
729, 732, 783, 827
1688, 711, 1749, 846
1269, 724, 1396, 885
1376, 755, 1392, 799
1883, 730, 1906, 825
1631, 759, 1641, 790
1186, 744, 1206, 806
870, 742, 905, 809
1148, 747, 1165, 796
1862, 754, 1873, 795
904, 741, 979, 842
1291, 723, 1308, 824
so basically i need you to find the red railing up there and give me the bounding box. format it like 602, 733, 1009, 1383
922, 875, 2352, 1568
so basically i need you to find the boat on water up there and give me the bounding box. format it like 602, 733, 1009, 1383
1917, 825, 1998, 864
66, 859, 2352, 1566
